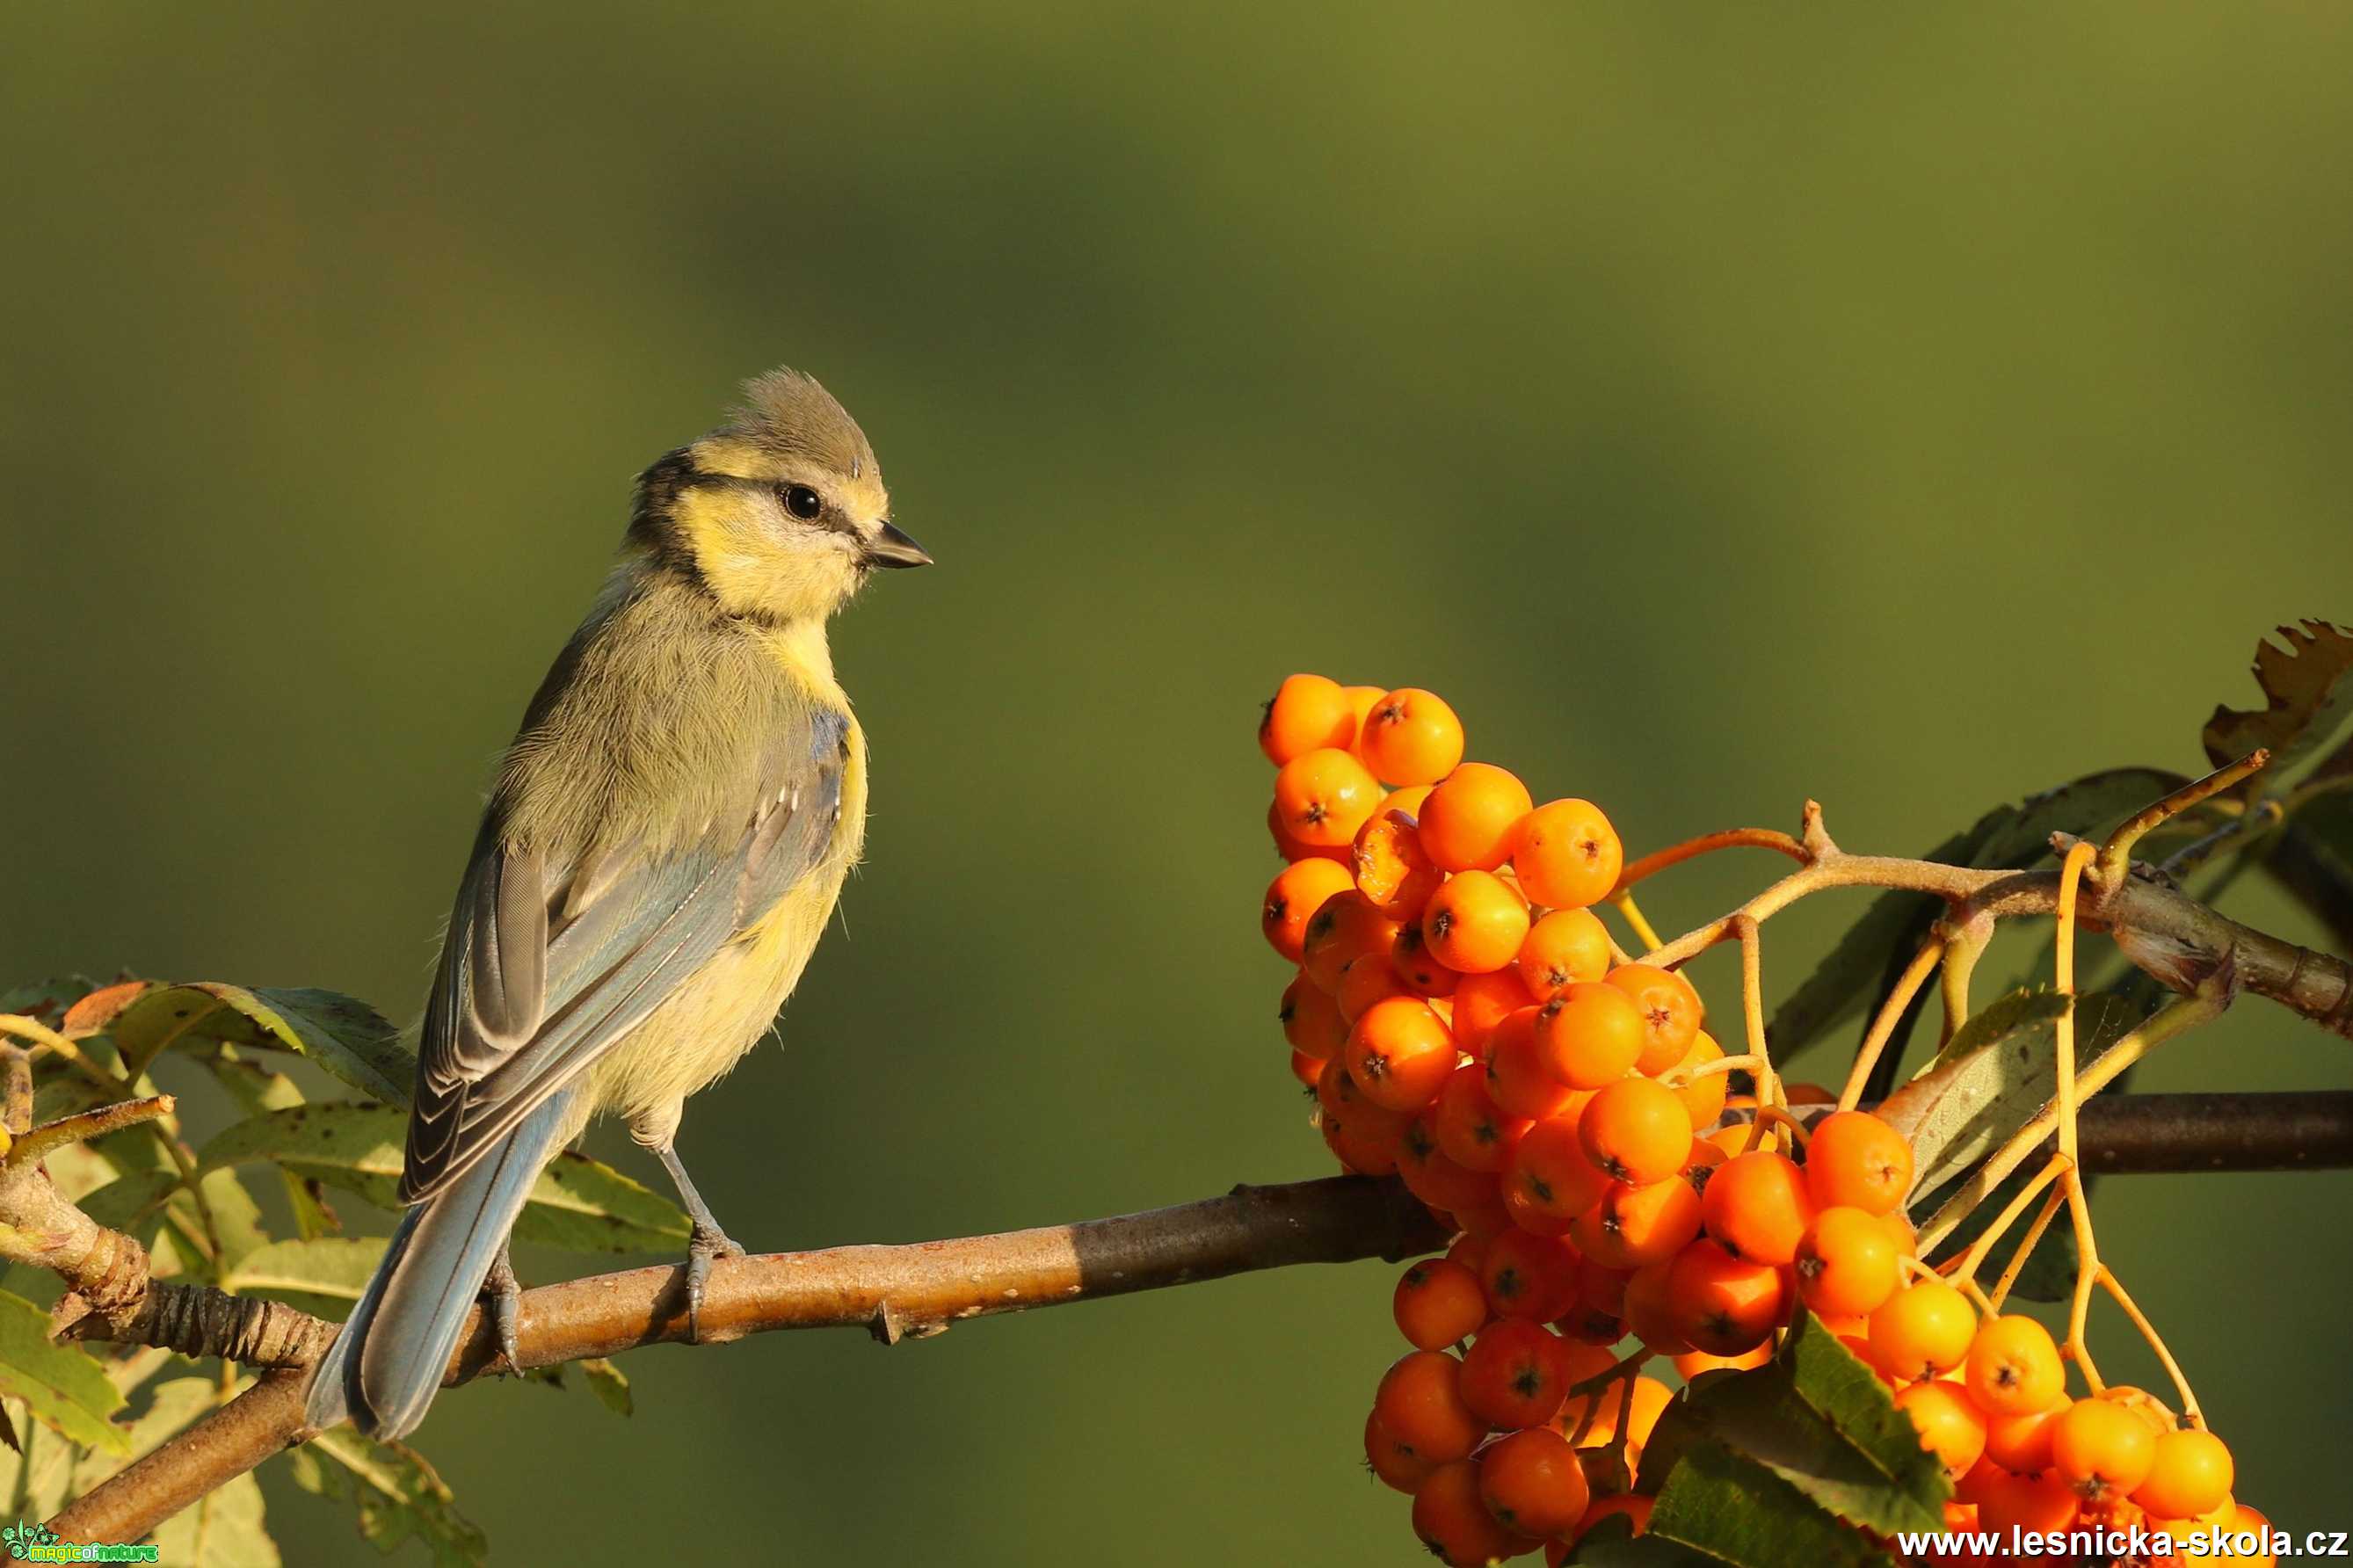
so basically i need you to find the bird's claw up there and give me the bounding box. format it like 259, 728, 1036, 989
683, 1220, 745, 1344
482, 1246, 524, 1375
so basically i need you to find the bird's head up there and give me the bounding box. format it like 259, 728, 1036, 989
628, 367, 930, 622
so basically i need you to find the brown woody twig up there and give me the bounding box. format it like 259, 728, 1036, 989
40, 1088, 2353, 1547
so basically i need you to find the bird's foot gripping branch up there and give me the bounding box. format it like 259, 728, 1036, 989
1, 621, 2349, 1565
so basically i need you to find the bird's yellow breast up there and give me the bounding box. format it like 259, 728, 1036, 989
579, 617, 868, 1149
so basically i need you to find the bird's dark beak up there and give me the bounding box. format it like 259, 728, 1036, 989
863, 520, 933, 569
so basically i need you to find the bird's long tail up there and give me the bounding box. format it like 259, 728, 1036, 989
304, 1085, 582, 1440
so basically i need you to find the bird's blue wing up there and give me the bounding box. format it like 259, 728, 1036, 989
399, 708, 848, 1203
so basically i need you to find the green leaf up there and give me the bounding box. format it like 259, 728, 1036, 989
200, 1105, 689, 1253
0, 1410, 82, 1523
207, 1053, 343, 1240
1877, 984, 2154, 1197
221, 1238, 389, 1304
1646, 1440, 1892, 1568
191, 1168, 272, 1275
2261, 788, 2353, 954
526, 1153, 692, 1253
70, 1376, 217, 1493
76, 1169, 182, 1245
0, 976, 103, 1028
1569, 1513, 1719, 1568
0, 1290, 128, 1455
2204, 620, 2353, 790
1921, 987, 2073, 1074
1916, 1160, 2075, 1303
103, 984, 411, 1106
1769, 768, 2188, 1067
294, 1426, 490, 1566
578, 1358, 632, 1417
1652, 1313, 1946, 1539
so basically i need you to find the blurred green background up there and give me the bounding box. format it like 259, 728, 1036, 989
6, 3, 2352, 1562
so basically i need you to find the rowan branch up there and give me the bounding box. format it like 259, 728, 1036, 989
49, 1174, 1448, 1543
39, 1088, 2353, 1546
1639, 802, 2353, 1037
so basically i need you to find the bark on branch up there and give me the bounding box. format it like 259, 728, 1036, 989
43, 1090, 2353, 1547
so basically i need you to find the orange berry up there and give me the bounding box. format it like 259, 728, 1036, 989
1322, 1105, 1405, 1177
1699, 1151, 1813, 1266
1449, 1194, 1514, 1240
1389, 924, 1462, 998
1805, 1111, 1915, 1216
1673, 1344, 1770, 1379
1513, 798, 1623, 910
1445, 1232, 1489, 1274
1485, 1009, 1580, 1122
1668, 1030, 1728, 1130
1425, 870, 1533, 975
1569, 1376, 1673, 1452
1400, 1117, 1505, 1213
1395, 1259, 1490, 1352
1793, 1206, 1902, 1319
1336, 951, 1415, 1025
1898, 1380, 1989, 1478
1354, 808, 1446, 920
1258, 673, 1355, 765
1340, 684, 1385, 755
1843, 1332, 1902, 1390
1420, 763, 1535, 873
1434, 1063, 1531, 1173
1285, 1046, 1325, 1086
1503, 1180, 1580, 1239
2134, 1430, 2233, 1521
1964, 1316, 2065, 1419
1666, 1238, 1789, 1356
1867, 1280, 1978, 1382
1386, 782, 1435, 818
1478, 1426, 1591, 1539
1572, 1259, 1630, 1319
1375, 1350, 1484, 1463
1271, 746, 1382, 849
1364, 1410, 1439, 1494
1346, 997, 1459, 1113
1533, 982, 1645, 1089
1515, 909, 1612, 998
1573, 1492, 1652, 1544
1359, 687, 1466, 787
1579, 1078, 1694, 1185
1413, 1458, 1536, 1568
1299, 889, 1403, 994
1575, 1177, 1703, 1269
2052, 1397, 2158, 1500
1978, 1466, 2081, 1536
1604, 963, 1703, 1077
1481, 1229, 1581, 1323
1507, 1110, 1609, 1223
1460, 1318, 1571, 1429
1985, 1398, 2072, 1475
1279, 971, 1349, 1062
1621, 1258, 1694, 1356
1453, 968, 1536, 1057
1260, 859, 1354, 962
1267, 798, 1347, 862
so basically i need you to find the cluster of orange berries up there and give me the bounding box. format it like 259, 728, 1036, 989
1253, 676, 2253, 1567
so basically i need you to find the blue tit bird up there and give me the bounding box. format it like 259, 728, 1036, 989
305, 367, 931, 1441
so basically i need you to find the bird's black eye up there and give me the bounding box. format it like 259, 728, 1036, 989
781, 484, 824, 520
